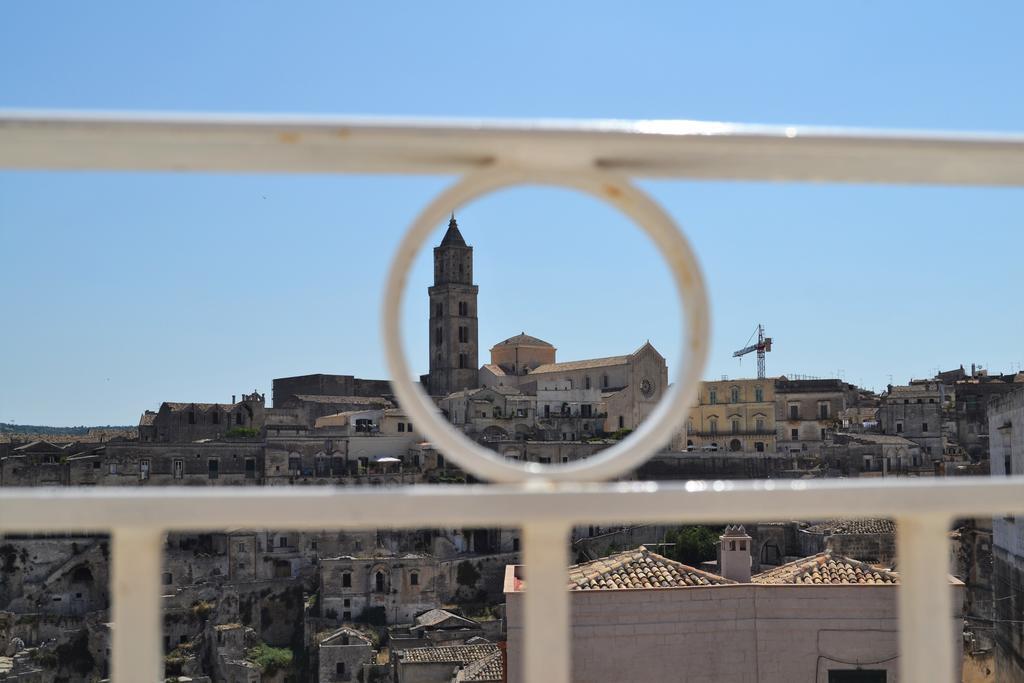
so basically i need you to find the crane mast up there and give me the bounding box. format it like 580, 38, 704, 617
733, 324, 772, 379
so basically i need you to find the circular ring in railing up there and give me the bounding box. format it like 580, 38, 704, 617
382, 167, 709, 483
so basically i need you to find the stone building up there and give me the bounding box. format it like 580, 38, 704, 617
138, 391, 266, 442
270, 394, 393, 431
319, 553, 440, 625
989, 385, 1024, 681
774, 378, 860, 456
824, 432, 924, 476
505, 544, 964, 683
524, 342, 667, 434
682, 378, 776, 453
271, 373, 390, 407
392, 642, 501, 683
426, 216, 479, 397
952, 372, 1024, 461
99, 440, 265, 486
485, 333, 556, 379
878, 380, 945, 458
317, 627, 375, 683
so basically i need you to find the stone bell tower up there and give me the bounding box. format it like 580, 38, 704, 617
427, 215, 479, 396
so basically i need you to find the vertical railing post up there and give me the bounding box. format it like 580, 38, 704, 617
522, 521, 571, 683
896, 515, 956, 683
112, 528, 164, 682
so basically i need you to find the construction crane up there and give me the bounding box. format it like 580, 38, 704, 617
733, 324, 772, 379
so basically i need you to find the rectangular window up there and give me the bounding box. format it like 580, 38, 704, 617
732, 419, 740, 433
139, 459, 150, 480
208, 459, 219, 479
709, 389, 717, 405
435, 327, 443, 345
109, 463, 117, 475
581, 404, 592, 418
755, 417, 765, 432
755, 387, 764, 402
235, 413, 242, 425
922, 422, 929, 432
398, 423, 405, 432
819, 403, 830, 419
789, 404, 799, 420
458, 326, 467, 343
288, 456, 301, 472
435, 302, 443, 318
245, 458, 256, 479
754, 442, 764, 453
342, 573, 352, 588
173, 459, 184, 479
407, 422, 413, 432
820, 428, 826, 439
458, 301, 468, 316
188, 411, 195, 425
458, 353, 467, 369
791, 428, 799, 440
896, 422, 904, 433
212, 412, 219, 425
731, 388, 740, 403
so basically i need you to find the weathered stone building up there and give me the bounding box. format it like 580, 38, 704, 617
271, 373, 390, 407
317, 627, 375, 683
824, 432, 925, 476
952, 372, 1024, 461
774, 378, 860, 456
139, 391, 266, 442
682, 377, 776, 453
989, 385, 1024, 681
319, 553, 440, 625
879, 380, 945, 458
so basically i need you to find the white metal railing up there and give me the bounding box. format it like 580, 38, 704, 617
3, 111, 1024, 682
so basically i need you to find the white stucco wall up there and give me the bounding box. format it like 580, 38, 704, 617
506, 581, 964, 683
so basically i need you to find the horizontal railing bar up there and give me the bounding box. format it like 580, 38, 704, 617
0, 476, 1020, 532
3, 110, 1024, 185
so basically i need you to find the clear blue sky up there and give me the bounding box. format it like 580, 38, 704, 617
2, 2, 1023, 426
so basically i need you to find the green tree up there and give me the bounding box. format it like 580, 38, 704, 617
664, 526, 720, 567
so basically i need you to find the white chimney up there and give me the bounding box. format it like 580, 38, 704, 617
719, 525, 752, 582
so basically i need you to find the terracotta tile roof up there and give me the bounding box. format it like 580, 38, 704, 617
491, 332, 554, 348
752, 552, 898, 585
568, 546, 734, 590
455, 649, 504, 681
397, 643, 498, 666
804, 519, 896, 535
530, 355, 631, 375
162, 402, 235, 412
292, 395, 391, 405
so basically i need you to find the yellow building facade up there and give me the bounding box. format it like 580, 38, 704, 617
683, 378, 777, 453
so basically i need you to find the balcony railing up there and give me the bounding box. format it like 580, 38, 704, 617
2, 111, 1024, 683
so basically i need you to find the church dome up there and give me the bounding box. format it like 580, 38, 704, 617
492, 332, 554, 348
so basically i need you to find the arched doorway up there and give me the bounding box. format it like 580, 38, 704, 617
729, 439, 742, 452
